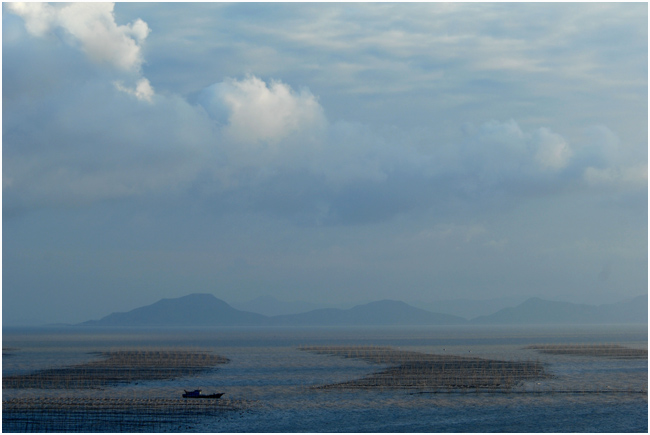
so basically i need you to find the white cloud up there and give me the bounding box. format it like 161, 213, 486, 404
198, 76, 432, 187
114, 78, 155, 102
3, 4, 641, 219
5, 2, 55, 36
7, 2, 153, 101
200, 75, 327, 145
7, 2, 149, 72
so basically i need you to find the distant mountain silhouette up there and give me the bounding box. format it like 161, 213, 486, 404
471, 295, 648, 325
81, 293, 269, 327
597, 294, 649, 323
230, 295, 329, 317
79, 293, 647, 328
270, 299, 467, 326
80, 295, 466, 327
409, 296, 527, 319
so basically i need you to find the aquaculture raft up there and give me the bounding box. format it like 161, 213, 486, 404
300, 345, 548, 391
2, 350, 229, 390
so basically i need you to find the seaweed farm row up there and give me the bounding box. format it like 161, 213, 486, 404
2, 397, 250, 432
526, 344, 648, 359
3, 338, 647, 432
299, 346, 548, 391
2, 350, 229, 389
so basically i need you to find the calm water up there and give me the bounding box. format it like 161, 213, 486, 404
2, 325, 648, 432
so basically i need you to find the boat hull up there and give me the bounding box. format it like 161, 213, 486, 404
183, 393, 224, 399
182, 391, 224, 399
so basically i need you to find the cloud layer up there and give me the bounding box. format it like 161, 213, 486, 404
3, 3, 647, 325
3, 61, 646, 223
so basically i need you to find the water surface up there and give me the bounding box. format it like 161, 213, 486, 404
3, 324, 647, 432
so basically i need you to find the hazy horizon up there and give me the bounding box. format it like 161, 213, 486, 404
3, 3, 648, 326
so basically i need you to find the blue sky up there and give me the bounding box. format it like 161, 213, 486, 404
3, 2, 647, 325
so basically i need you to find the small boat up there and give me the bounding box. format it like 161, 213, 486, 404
182, 389, 224, 399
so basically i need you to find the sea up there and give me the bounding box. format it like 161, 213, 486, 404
2, 324, 648, 433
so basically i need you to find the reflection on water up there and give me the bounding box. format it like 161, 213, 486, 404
2, 325, 647, 432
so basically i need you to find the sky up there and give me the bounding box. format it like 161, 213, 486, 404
2, 2, 648, 326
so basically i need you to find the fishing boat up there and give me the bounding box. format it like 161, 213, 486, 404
182, 389, 224, 399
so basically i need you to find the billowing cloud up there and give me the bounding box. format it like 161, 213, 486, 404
6, 3, 639, 216
114, 78, 155, 102
7, 2, 149, 72
198, 75, 424, 186
452, 119, 575, 188
197, 77, 582, 193
2, 41, 638, 227
200, 75, 327, 144
3, 63, 636, 223
7, 2, 152, 100
574, 125, 648, 190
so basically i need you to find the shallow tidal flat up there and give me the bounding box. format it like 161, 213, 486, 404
2, 350, 228, 389
300, 345, 547, 391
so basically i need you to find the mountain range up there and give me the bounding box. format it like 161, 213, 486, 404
80, 293, 648, 327
230, 295, 528, 318
81, 294, 268, 327
269, 299, 466, 326
230, 296, 338, 317
81, 294, 465, 327
408, 296, 528, 319
471, 294, 648, 325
